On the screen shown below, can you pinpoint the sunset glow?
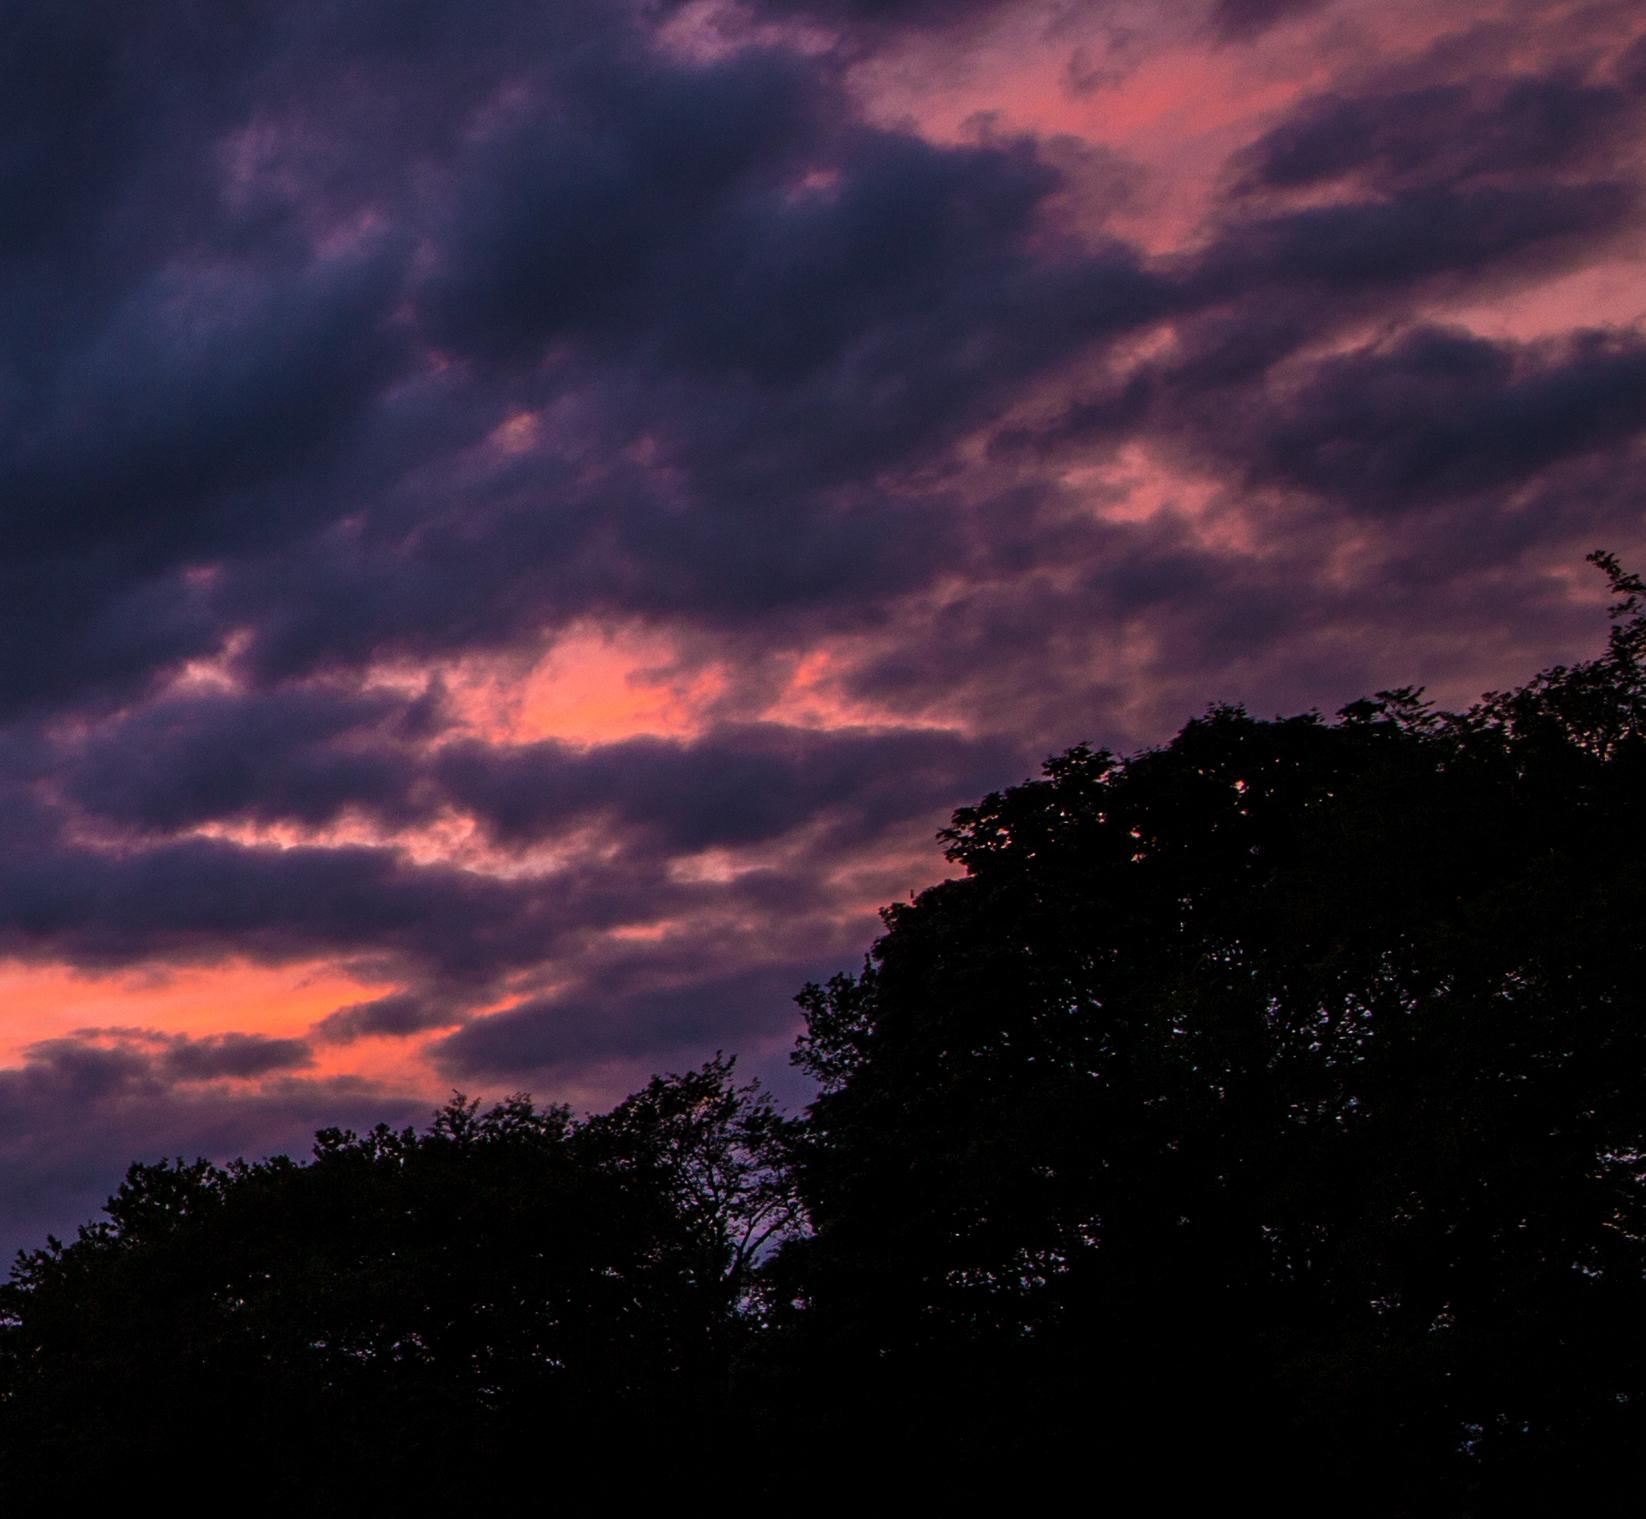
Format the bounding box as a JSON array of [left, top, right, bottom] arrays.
[[0, 0, 1642, 1256]]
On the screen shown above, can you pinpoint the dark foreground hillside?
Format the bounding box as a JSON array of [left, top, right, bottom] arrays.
[[4, 556, 1644, 1511]]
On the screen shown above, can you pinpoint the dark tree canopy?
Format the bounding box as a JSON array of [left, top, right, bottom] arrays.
[[781, 553, 1646, 1510], [0, 1058, 795, 1503]]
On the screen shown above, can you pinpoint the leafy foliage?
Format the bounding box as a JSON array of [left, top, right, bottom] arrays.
[[782, 552, 1646, 1509], [0, 1063, 796, 1502]]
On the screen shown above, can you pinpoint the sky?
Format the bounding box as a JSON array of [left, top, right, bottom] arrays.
[[1, 0, 1643, 1257]]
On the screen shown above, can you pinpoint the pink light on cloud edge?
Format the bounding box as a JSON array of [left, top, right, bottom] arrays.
[[0, 958, 393, 1065]]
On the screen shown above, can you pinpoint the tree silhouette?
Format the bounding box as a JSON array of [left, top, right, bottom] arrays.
[[0, 1062, 795, 1503], [778, 553, 1646, 1511]]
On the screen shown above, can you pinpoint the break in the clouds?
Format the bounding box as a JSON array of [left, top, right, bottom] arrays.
[[0, 0, 1642, 1257]]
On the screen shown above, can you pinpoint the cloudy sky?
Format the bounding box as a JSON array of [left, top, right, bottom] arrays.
[[1, 0, 1642, 1256]]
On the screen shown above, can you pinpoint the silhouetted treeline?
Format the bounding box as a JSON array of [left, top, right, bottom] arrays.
[[4, 555, 1644, 1510]]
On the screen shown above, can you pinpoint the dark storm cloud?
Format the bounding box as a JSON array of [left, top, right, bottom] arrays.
[[0, 1039, 155, 1131], [14, 1029, 307, 1104], [1000, 42, 1646, 533], [0, 564, 217, 723], [1, 2, 434, 721], [55, 690, 1014, 863], [0, 0, 1180, 860], [0, 774, 926, 1010], [825, 516, 1302, 751], [2, 0, 1631, 728], [417, 46, 830, 367], [732, 0, 1008, 33], [1000, 50, 1644, 488], [1193, 182, 1633, 302], [0, 833, 639, 985], [1020, 318, 1646, 519], [0, 0, 1635, 845], [1208, 0, 1330, 43], [219, 448, 948, 686], [1236, 73, 1635, 193], [1622, 32, 1646, 94], [436, 723, 1016, 853], [0, 1, 616, 716], [1212, 326, 1646, 512], [2, 248, 409, 563], [436, 962, 824, 1079], [1, 4, 263, 306], [744, 0, 1331, 49], [2, 0, 1645, 1256], [57, 686, 432, 834], [380, 98, 1170, 651], [102, 22, 1166, 690], [159, 1032, 315, 1081], [313, 992, 469, 1044], [434, 866, 894, 1088], [643, 155, 1166, 494]]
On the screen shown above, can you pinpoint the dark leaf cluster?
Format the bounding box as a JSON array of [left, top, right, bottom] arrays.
[[0, 1060, 797, 1503], [779, 552, 1646, 1509]]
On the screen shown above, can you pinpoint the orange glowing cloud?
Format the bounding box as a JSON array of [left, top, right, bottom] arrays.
[[0, 958, 393, 1067], [414, 624, 722, 747]]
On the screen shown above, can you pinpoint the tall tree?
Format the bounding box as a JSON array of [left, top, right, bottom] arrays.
[[780, 555, 1646, 1511]]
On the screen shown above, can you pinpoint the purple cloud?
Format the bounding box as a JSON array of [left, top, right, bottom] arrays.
[[0, 0, 1642, 1256]]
